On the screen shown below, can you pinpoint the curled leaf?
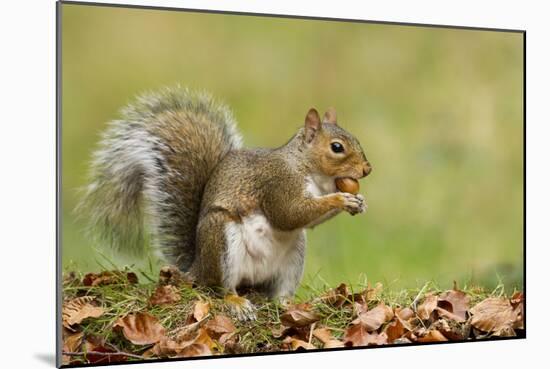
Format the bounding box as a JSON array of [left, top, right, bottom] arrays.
[[113, 312, 166, 345], [205, 315, 236, 341], [344, 324, 388, 346], [470, 297, 518, 336], [417, 294, 438, 320], [313, 327, 344, 348], [385, 307, 413, 343], [282, 336, 316, 351], [437, 289, 470, 321], [193, 301, 211, 322], [280, 304, 320, 327], [416, 329, 448, 343], [353, 302, 394, 331], [62, 296, 105, 329]]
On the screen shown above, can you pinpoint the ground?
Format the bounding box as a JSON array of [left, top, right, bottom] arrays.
[[61, 265, 525, 367]]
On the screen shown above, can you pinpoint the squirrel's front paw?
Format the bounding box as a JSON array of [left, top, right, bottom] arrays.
[[224, 294, 257, 321], [339, 192, 366, 215]]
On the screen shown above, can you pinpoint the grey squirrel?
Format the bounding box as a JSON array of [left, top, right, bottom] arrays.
[[80, 86, 372, 319]]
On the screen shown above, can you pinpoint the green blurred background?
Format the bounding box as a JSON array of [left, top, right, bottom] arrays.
[[61, 4, 524, 292]]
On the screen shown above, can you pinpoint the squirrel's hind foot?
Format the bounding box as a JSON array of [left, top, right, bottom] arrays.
[[224, 294, 257, 321]]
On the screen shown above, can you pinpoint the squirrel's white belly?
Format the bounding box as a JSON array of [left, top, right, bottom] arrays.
[[223, 213, 302, 287]]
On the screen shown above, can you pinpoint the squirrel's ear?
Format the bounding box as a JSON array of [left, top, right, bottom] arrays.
[[323, 107, 337, 124], [305, 108, 321, 143]]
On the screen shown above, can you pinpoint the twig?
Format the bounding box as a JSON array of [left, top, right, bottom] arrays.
[[63, 351, 144, 360], [308, 322, 316, 345]]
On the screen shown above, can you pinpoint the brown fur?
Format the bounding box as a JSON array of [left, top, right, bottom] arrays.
[[192, 108, 371, 285]]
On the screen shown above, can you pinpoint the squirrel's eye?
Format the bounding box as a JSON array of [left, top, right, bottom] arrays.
[[330, 142, 344, 153]]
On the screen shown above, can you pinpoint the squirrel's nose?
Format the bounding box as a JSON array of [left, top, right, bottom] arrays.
[[362, 162, 372, 178]]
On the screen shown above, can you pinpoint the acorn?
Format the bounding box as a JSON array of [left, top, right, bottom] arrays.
[[335, 177, 360, 195]]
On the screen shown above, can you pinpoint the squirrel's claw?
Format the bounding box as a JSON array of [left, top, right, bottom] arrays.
[[224, 294, 257, 321], [340, 192, 367, 215]]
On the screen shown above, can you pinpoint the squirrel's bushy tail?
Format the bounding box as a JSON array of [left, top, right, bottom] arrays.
[[78, 86, 242, 270]]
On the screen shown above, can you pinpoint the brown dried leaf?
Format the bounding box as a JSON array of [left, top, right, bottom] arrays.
[[353, 302, 394, 331], [113, 312, 166, 345], [313, 328, 344, 348], [319, 283, 350, 307], [470, 297, 518, 335], [385, 319, 404, 343], [149, 285, 181, 306], [282, 336, 316, 351], [193, 328, 217, 351], [432, 318, 467, 340], [178, 343, 212, 357], [416, 329, 448, 343], [354, 302, 369, 317], [511, 292, 524, 330], [353, 282, 383, 304], [62, 332, 84, 365], [435, 306, 466, 322], [83, 335, 129, 364], [150, 336, 213, 358], [344, 324, 388, 346], [62, 296, 105, 329], [417, 294, 438, 320], [280, 304, 320, 327], [82, 271, 137, 286], [205, 315, 236, 340], [437, 289, 470, 321], [385, 307, 415, 343], [158, 265, 192, 286], [192, 301, 210, 322]]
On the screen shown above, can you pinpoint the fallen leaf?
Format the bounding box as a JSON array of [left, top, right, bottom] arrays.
[[417, 294, 438, 320], [353, 302, 394, 331], [205, 315, 236, 341], [313, 327, 344, 348], [82, 271, 137, 286], [470, 297, 519, 336], [113, 312, 166, 345], [149, 285, 181, 306], [83, 335, 129, 364], [193, 301, 210, 322], [437, 289, 470, 321], [62, 296, 105, 329], [158, 265, 192, 286], [416, 329, 448, 343], [150, 337, 212, 358], [353, 282, 383, 304], [282, 336, 316, 351], [62, 332, 84, 365], [511, 292, 524, 330], [193, 328, 217, 351], [344, 324, 388, 346], [435, 306, 466, 322], [319, 283, 350, 307], [280, 304, 320, 327], [178, 343, 212, 357], [432, 318, 467, 340], [354, 302, 369, 317]]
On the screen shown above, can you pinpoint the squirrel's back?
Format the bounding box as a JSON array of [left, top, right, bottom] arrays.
[[79, 86, 242, 270]]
